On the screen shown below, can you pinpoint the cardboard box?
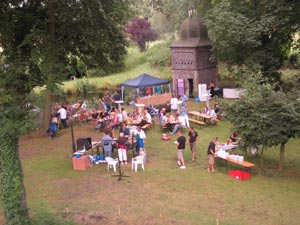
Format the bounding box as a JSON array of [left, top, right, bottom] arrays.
[[72, 155, 91, 170]]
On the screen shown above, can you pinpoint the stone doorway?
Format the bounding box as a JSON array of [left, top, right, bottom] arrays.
[[188, 78, 194, 98]]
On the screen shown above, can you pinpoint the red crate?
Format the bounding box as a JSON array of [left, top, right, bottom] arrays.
[[228, 170, 251, 181]]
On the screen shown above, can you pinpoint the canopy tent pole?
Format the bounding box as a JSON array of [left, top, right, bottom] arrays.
[[168, 84, 171, 93], [152, 86, 155, 95], [121, 86, 124, 100]]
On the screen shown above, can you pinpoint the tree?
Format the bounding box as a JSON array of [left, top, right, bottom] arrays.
[[131, 0, 209, 35], [204, 0, 300, 82], [126, 17, 158, 51], [220, 71, 300, 171], [0, 0, 132, 224]]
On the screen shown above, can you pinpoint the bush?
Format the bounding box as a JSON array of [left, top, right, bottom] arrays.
[[145, 40, 172, 69], [75, 78, 98, 97], [31, 206, 74, 225], [289, 52, 300, 69]]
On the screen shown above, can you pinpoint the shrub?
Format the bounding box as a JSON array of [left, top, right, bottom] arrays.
[[75, 78, 97, 97], [31, 206, 74, 225], [145, 40, 172, 69], [289, 52, 300, 69]]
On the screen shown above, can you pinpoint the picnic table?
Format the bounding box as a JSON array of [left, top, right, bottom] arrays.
[[225, 157, 255, 168], [188, 111, 213, 125], [215, 143, 255, 170]]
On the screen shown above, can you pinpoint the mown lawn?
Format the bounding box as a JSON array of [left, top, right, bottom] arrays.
[[1, 100, 299, 225]]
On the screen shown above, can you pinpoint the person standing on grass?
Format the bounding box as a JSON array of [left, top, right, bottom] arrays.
[[135, 126, 146, 156], [170, 94, 178, 113], [188, 126, 198, 162], [117, 132, 128, 165], [207, 136, 218, 173], [102, 128, 114, 158], [57, 104, 68, 129], [180, 94, 190, 128], [175, 130, 186, 169]]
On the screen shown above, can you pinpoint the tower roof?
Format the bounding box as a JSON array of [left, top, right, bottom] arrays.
[[171, 16, 211, 47]]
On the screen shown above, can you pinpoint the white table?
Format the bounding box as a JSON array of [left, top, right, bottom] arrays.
[[217, 144, 238, 151], [114, 100, 124, 110], [203, 93, 211, 107], [135, 103, 145, 112]]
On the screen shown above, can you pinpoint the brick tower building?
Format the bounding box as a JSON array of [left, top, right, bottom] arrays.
[[170, 15, 218, 98]]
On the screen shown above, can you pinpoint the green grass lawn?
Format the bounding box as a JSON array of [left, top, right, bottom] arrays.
[[1, 100, 299, 225], [3, 42, 300, 224]]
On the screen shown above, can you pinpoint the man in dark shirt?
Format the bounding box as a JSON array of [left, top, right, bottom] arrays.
[[207, 136, 218, 173], [188, 126, 198, 162], [175, 130, 186, 169]]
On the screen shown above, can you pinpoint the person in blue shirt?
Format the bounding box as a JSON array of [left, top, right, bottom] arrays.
[[156, 85, 162, 94], [180, 94, 190, 128], [102, 129, 114, 157], [135, 126, 146, 155]]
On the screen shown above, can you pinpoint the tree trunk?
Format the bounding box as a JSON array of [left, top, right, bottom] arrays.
[[260, 146, 264, 167], [41, 90, 52, 134], [40, 0, 56, 134], [278, 143, 285, 172], [0, 123, 30, 225]]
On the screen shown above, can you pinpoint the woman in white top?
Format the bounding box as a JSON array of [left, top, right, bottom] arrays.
[[170, 95, 178, 113]]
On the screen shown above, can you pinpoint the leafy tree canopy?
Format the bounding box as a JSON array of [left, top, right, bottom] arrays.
[[220, 70, 300, 170], [131, 0, 204, 35], [204, 0, 300, 82], [0, 0, 133, 88], [126, 17, 158, 51], [0, 1, 133, 224]]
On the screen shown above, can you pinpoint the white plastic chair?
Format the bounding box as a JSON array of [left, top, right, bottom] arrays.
[[105, 157, 118, 172], [131, 155, 145, 172]]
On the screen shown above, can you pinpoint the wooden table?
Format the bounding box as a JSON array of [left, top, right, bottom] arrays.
[[188, 111, 213, 125], [216, 155, 255, 171], [225, 157, 255, 168]]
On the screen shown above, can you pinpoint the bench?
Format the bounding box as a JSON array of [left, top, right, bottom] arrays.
[[161, 125, 168, 132], [141, 123, 151, 130], [188, 118, 206, 125]]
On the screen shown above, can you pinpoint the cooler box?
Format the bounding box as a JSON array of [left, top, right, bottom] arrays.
[[72, 155, 91, 170], [228, 170, 251, 181]]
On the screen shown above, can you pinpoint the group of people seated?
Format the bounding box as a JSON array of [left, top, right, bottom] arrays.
[[160, 111, 186, 134], [201, 103, 222, 124]]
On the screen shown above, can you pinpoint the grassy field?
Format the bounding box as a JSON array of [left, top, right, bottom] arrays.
[[2, 42, 300, 224], [1, 100, 299, 225]]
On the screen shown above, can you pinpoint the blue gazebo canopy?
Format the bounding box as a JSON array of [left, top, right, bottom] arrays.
[[121, 73, 171, 99], [121, 73, 170, 88]]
